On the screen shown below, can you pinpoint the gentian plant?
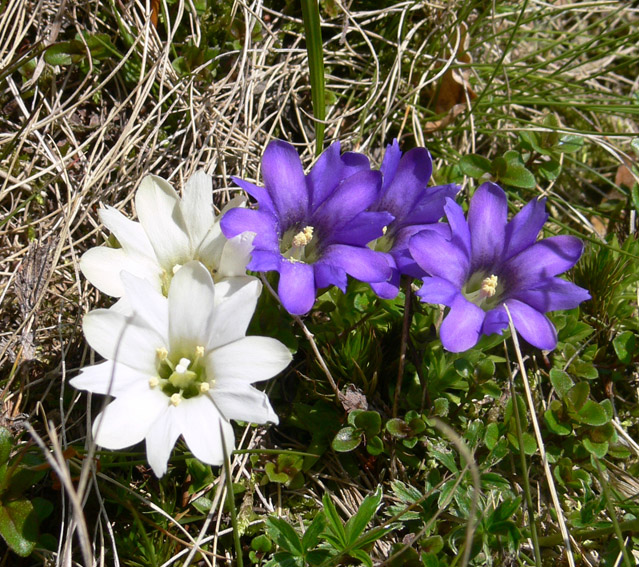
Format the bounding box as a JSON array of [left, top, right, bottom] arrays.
[[409, 182, 590, 352], [71, 261, 291, 476], [80, 171, 256, 306], [367, 140, 460, 299], [221, 140, 394, 315]]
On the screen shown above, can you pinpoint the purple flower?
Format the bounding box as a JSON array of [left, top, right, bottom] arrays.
[[367, 140, 460, 299], [409, 182, 590, 352], [221, 140, 394, 315]]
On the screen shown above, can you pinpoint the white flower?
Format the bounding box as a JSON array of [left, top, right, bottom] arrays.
[[80, 171, 256, 305], [70, 261, 292, 477]]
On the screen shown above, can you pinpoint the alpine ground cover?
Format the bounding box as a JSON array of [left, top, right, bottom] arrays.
[[1, 1, 639, 566]]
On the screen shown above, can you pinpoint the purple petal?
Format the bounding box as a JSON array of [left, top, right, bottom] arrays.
[[415, 276, 459, 306], [278, 260, 316, 315], [505, 299, 557, 350], [262, 140, 308, 223], [409, 230, 469, 287], [321, 244, 391, 283], [380, 139, 402, 189], [443, 198, 471, 259], [378, 147, 433, 218], [482, 306, 509, 336], [511, 277, 590, 312], [307, 143, 370, 209], [503, 235, 584, 288], [330, 211, 394, 246], [394, 223, 450, 277], [439, 294, 486, 353], [503, 197, 548, 259], [314, 262, 347, 291], [221, 208, 280, 250], [232, 176, 276, 215], [468, 182, 507, 271], [247, 250, 282, 272], [370, 273, 401, 300], [312, 170, 382, 232], [402, 184, 460, 226]]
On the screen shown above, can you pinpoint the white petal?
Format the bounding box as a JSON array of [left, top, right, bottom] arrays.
[[80, 246, 163, 298], [220, 195, 247, 214], [196, 222, 225, 270], [212, 276, 261, 306], [208, 336, 292, 384], [204, 279, 261, 349], [83, 309, 164, 372], [218, 232, 255, 277], [181, 171, 215, 247], [99, 206, 155, 259], [136, 175, 191, 269], [145, 405, 182, 477], [120, 271, 169, 336], [212, 386, 279, 425], [69, 360, 150, 396], [93, 388, 168, 450], [175, 396, 235, 466], [168, 261, 216, 351]]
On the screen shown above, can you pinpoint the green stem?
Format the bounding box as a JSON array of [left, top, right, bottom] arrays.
[[300, 0, 326, 155]]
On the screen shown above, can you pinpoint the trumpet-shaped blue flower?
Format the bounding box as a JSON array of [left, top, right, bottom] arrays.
[[367, 140, 460, 298], [221, 140, 393, 315], [409, 182, 590, 352]]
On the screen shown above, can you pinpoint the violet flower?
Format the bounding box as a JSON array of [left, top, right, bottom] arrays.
[[409, 182, 590, 352], [367, 140, 460, 299], [221, 140, 393, 315]]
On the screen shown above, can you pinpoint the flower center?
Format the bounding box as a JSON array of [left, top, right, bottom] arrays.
[[463, 273, 503, 310], [151, 345, 212, 403], [280, 225, 319, 263]]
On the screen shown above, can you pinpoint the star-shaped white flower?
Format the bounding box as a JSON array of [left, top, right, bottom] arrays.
[[70, 261, 291, 477], [80, 171, 256, 306]]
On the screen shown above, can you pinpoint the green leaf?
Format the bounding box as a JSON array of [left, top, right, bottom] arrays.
[[556, 135, 584, 153], [459, 154, 492, 178], [500, 162, 536, 189], [541, 113, 560, 147], [300, 0, 325, 154], [251, 534, 272, 553], [332, 427, 362, 452], [322, 493, 347, 548], [352, 411, 381, 437], [44, 42, 78, 66], [565, 382, 589, 412], [386, 418, 410, 439], [0, 428, 12, 465], [301, 512, 326, 550], [484, 422, 500, 450], [613, 331, 635, 364], [264, 462, 290, 484], [576, 400, 609, 426], [429, 447, 458, 474], [538, 158, 561, 181], [544, 405, 572, 436], [0, 499, 37, 557], [344, 486, 382, 544], [265, 552, 303, 567], [433, 397, 449, 416], [266, 517, 303, 556], [366, 435, 384, 456], [582, 438, 608, 458], [519, 130, 542, 153], [550, 369, 574, 398], [348, 548, 373, 567]]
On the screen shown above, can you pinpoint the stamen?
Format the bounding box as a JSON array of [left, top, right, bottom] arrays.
[[382, 226, 388, 235], [195, 345, 205, 358], [149, 376, 159, 388], [170, 393, 182, 406], [156, 347, 168, 361], [199, 382, 210, 393], [480, 275, 499, 298], [292, 226, 314, 247]]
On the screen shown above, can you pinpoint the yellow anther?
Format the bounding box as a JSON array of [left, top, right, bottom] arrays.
[[199, 382, 210, 394], [382, 226, 388, 235], [481, 275, 499, 298], [149, 376, 159, 388], [156, 347, 168, 360], [195, 345, 205, 357], [292, 226, 314, 247], [170, 393, 182, 406]]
